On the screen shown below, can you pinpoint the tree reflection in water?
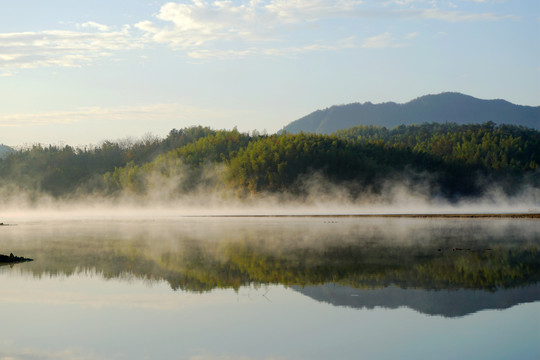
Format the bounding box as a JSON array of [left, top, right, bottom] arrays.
[[2, 218, 539, 316]]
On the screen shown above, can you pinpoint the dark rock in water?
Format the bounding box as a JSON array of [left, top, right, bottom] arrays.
[[0, 253, 33, 264]]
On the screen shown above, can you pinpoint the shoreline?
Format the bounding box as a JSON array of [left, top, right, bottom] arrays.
[[2, 213, 538, 224], [185, 213, 540, 219]]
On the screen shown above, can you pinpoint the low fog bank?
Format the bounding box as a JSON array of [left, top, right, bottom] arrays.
[[2, 208, 538, 296], [2, 124, 538, 222], [0, 177, 538, 222]]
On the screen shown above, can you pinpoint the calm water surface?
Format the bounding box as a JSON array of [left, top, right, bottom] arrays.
[[0, 217, 538, 360]]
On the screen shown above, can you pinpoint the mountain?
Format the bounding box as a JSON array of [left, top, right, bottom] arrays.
[[280, 92, 540, 134], [0, 144, 15, 159]]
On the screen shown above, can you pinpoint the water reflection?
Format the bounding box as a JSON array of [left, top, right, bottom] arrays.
[[2, 217, 539, 317], [293, 284, 540, 317]]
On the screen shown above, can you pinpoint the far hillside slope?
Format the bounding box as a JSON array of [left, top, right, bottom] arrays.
[[279, 92, 540, 134], [0, 144, 15, 159]]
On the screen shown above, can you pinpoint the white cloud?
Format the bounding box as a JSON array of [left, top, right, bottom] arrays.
[[134, 0, 365, 58], [136, 0, 364, 45], [136, 0, 280, 48], [135, 0, 369, 48], [0, 25, 140, 71], [136, 1, 255, 47], [263, 0, 362, 22], [362, 32, 408, 48], [0, 0, 520, 68], [134, 0, 517, 58], [79, 21, 111, 32]]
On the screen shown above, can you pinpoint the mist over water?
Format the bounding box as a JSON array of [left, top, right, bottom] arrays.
[[1, 141, 539, 222], [1, 209, 538, 359], [1, 181, 538, 223], [3, 216, 538, 283]]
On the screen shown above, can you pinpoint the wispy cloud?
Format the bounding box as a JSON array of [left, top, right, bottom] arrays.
[[135, 0, 517, 58], [418, 8, 518, 22], [79, 21, 111, 32], [0, 0, 520, 69], [263, 0, 363, 22], [0, 346, 100, 360], [187, 37, 356, 59], [384, 0, 506, 6], [0, 103, 222, 127], [382, 0, 427, 5], [362, 32, 409, 48], [135, 0, 356, 48], [0, 25, 140, 71], [135, 0, 365, 50]]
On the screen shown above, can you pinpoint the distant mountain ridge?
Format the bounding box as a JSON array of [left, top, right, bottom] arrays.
[[0, 144, 15, 159], [280, 92, 540, 134]]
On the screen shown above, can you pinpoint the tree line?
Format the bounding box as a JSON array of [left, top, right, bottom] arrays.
[[0, 122, 538, 199]]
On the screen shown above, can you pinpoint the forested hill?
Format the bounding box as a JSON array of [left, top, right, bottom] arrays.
[[279, 92, 540, 134], [0, 123, 537, 201], [334, 122, 539, 171]]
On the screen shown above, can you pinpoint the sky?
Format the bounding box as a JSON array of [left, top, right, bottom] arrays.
[[0, 0, 539, 147]]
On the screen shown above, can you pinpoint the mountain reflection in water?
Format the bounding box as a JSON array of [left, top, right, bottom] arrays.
[[293, 284, 540, 317], [2, 217, 539, 317]]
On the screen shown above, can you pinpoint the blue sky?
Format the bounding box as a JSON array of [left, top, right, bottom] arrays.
[[1, 0, 539, 146]]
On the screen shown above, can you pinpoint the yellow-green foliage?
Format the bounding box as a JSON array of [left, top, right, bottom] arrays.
[[1, 123, 538, 198], [335, 122, 539, 171]]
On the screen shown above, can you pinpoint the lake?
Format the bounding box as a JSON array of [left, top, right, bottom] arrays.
[[0, 216, 538, 360]]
